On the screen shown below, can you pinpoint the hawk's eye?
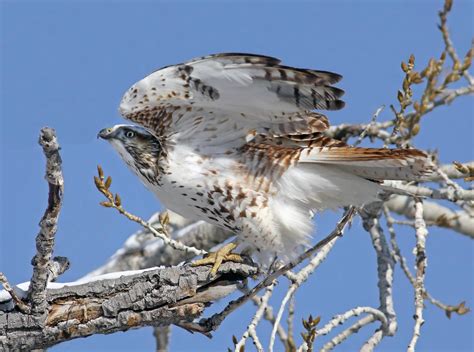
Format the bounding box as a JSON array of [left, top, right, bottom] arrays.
[[125, 131, 135, 138]]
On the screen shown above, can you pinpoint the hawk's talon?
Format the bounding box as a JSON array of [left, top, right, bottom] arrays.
[[192, 242, 243, 277]]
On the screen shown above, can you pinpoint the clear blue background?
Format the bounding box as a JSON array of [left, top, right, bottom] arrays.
[[1, 0, 473, 351]]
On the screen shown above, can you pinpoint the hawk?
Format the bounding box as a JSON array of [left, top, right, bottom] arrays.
[[99, 53, 431, 274]]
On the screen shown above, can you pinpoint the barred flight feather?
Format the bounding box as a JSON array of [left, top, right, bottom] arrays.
[[100, 53, 434, 264]]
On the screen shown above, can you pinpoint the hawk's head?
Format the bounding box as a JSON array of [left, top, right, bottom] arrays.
[[98, 125, 163, 184]]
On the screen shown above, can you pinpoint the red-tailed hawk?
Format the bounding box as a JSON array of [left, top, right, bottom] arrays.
[[99, 53, 431, 274]]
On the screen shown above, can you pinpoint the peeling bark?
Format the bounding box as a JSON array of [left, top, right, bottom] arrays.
[[0, 262, 257, 351]]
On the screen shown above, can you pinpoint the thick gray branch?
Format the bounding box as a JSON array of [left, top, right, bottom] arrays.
[[28, 127, 65, 314], [0, 262, 257, 351]]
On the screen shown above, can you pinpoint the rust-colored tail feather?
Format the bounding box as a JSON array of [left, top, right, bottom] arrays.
[[299, 146, 433, 181]]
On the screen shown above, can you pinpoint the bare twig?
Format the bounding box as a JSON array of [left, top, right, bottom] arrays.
[[235, 283, 275, 351], [353, 105, 385, 146], [94, 166, 208, 257], [27, 127, 65, 314], [436, 164, 466, 194], [317, 306, 387, 338], [269, 226, 341, 352], [287, 294, 296, 351], [327, 120, 395, 144], [438, 0, 474, 85], [320, 315, 376, 352], [421, 161, 474, 182], [383, 206, 469, 317], [246, 289, 289, 347], [269, 286, 297, 352]]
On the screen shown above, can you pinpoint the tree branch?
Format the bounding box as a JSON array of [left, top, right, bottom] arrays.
[[383, 181, 474, 202], [360, 201, 397, 351], [28, 127, 66, 314], [407, 199, 429, 352], [269, 227, 341, 352], [0, 262, 257, 350], [235, 283, 275, 352], [386, 195, 474, 238], [421, 161, 474, 182]]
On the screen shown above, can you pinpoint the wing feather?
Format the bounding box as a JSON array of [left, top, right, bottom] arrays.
[[118, 52, 432, 181], [297, 142, 433, 180], [119, 53, 344, 140]]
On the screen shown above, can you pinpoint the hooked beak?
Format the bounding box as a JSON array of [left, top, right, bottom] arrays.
[[98, 128, 114, 140]]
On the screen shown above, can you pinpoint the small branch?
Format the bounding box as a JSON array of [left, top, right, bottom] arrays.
[[246, 289, 289, 347], [353, 105, 385, 146], [269, 227, 341, 352], [235, 283, 275, 352], [320, 315, 376, 352], [400, 86, 474, 144], [383, 206, 469, 317], [407, 199, 429, 352], [269, 285, 296, 352], [438, 0, 474, 85], [421, 161, 474, 182], [317, 306, 387, 337], [439, 0, 459, 63], [286, 294, 296, 350], [94, 166, 207, 257], [384, 181, 474, 201], [360, 329, 385, 352], [327, 120, 395, 144], [435, 163, 466, 195], [0, 273, 30, 313], [28, 127, 65, 314]]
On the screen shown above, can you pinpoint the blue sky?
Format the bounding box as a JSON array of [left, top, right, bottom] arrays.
[[1, 0, 473, 351]]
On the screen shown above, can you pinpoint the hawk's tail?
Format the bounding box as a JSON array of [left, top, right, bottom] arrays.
[[298, 146, 434, 181]]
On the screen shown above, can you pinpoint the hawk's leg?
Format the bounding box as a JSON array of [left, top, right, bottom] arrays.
[[192, 242, 243, 277]]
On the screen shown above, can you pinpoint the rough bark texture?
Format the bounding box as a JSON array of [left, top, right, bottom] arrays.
[[0, 262, 257, 351], [28, 127, 65, 314]]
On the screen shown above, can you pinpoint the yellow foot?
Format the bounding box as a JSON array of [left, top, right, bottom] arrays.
[[192, 242, 243, 277]]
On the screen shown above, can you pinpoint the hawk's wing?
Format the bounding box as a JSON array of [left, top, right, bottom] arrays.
[[119, 53, 432, 180], [119, 53, 343, 147]]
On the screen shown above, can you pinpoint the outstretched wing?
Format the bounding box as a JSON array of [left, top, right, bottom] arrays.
[[119, 53, 344, 147], [119, 53, 432, 180]]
